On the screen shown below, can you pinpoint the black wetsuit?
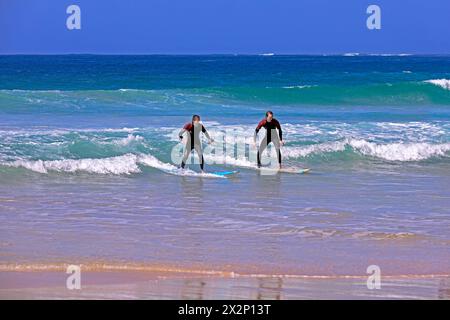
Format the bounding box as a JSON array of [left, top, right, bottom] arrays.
[[179, 122, 211, 170], [254, 118, 283, 167]]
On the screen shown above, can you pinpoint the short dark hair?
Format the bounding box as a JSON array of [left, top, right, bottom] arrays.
[[265, 111, 273, 117], [192, 114, 200, 121]]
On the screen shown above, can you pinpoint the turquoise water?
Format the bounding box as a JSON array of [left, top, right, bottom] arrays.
[[0, 55, 449, 276]]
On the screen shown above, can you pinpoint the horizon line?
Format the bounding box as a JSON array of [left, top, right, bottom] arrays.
[[2, 52, 450, 56]]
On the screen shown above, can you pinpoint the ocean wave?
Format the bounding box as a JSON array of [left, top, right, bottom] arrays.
[[1, 123, 449, 176], [0, 88, 221, 112], [424, 79, 450, 90], [2, 80, 450, 107], [8, 154, 142, 175], [211, 82, 450, 105], [108, 134, 144, 146], [228, 139, 450, 162], [137, 154, 224, 178], [347, 140, 450, 161], [282, 141, 347, 158], [3, 153, 225, 178], [201, 139, 450, 167], [206, 121, 450, 142], [167, 121, 450, 163], [283, 140, 450, 162]]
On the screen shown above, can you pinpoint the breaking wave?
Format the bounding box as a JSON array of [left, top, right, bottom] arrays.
[[284, 140, 450, 162], [1, 139, 449, 177], [3, 153, 224, 178], [424, 79, 450, 90]]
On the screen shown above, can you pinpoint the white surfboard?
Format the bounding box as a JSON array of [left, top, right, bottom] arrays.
[[259, 167, 311, 174]]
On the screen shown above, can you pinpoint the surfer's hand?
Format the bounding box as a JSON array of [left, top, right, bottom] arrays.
[[280, 140, 285, 146], [209, 138, 214, 144]]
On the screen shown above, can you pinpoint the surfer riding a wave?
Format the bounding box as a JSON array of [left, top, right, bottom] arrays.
[[179, 115, 214, 173], [254, 111, 284, 169], [179, 111, 285, 172]]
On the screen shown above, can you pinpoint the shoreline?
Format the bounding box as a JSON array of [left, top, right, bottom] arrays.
[[1, 262, 449, 279]]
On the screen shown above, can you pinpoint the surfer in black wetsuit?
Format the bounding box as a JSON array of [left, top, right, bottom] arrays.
[[254, 111, 284, 168], [179, 115, 213, 172]]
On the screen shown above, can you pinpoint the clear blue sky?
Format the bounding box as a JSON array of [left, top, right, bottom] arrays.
[[1, 0, 449, 54]]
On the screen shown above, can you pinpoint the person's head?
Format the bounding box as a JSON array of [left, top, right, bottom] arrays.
[[192, 114, 201, 125], [265, 111, 274, 121]]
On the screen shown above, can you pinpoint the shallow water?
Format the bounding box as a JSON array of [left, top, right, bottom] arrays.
[[0, 55, 449, 277]]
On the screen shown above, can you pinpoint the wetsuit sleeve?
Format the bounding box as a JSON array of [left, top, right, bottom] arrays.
[[202, 125, 211, 141], [179, 123, 190, 139], [254, 120, 266, 142], [275, 120, 283, 140]]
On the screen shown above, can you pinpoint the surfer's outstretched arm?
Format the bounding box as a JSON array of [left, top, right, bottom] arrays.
[[274, 119, 283, 142], [202, 125, 213, 143], [254, 119, 266, 144], [178, 123, 190, 140]]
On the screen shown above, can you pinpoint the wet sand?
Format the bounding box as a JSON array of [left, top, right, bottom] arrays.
[[1, 271, 449, 300]]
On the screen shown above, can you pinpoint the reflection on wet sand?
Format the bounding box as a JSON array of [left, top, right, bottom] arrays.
[[176, 276, 284, 300], [438, 279, 450, 300], [181, 279, 206, 300], [256, 277, 283, 300], [1, 272, 449, 299]]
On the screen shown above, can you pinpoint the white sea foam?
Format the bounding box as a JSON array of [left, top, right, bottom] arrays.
[[9, 154, 141, 175], [10, 159, 48, 174], [113, 134, 144, 146], [5, 153, 224, 178], [281, 140, 450, 162], [424, 79, 450, 90], [3, 140, 449, 177], [118, 88, 141, 92], [137, 154, 224, 178], [162, 121, 450, 163], [368, 53, 412, 57], [282, 141, 347, 158], [204, 154, 257, 169], [347, 140, 450, 161], [282, 85, 315, 89]]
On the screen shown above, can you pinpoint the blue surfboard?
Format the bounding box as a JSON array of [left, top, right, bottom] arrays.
[[211, 170, 240, 177]]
